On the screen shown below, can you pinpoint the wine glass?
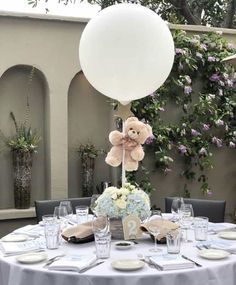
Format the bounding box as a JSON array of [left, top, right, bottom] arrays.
[[92, 215, 109, 234], [179, 203, 194, 242], [53, 205, 68, 231], [90, 194, 100, 216], [147, 210, 163, 252], [171, 197, 184, 221], [59, 201, 73, 221]]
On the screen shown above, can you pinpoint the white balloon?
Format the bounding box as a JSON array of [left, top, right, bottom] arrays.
[[79, 3, 175, 103]]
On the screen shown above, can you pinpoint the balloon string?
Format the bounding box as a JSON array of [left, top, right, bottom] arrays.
[[122, 119, 126, 188]]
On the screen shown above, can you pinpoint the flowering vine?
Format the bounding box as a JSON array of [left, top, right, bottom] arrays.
[[130, 30, 236, 196]]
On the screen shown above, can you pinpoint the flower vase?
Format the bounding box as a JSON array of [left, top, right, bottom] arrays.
[[12, 150, 33, 209], [81, 155, 95, 197], [109, 218, 124, 240]]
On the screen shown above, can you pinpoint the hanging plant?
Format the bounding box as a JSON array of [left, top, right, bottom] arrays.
[[131, 30, 236, 196]]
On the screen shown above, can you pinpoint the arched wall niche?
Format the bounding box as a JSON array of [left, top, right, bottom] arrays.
[[68, 71, 112, 197], [0, 64, 49, 208]]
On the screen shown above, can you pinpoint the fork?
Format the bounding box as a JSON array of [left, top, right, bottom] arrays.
[[137, 254, 161, 270], [43, 254, 65, 268]]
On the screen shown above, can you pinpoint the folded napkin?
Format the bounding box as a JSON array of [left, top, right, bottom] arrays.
[[140, 220, 179, 241], [0, 238, 46, 256], [62, 221, 94, 243], [48, 254, 96, 272], [204, 239, 236, 252], [150, 254, 194, 271], [13, 225, 44, 238], [208, 223, 236, 233]]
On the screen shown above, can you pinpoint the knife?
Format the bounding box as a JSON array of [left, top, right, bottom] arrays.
[[79, 261, 105, 273], [181, 255, 202, 267]]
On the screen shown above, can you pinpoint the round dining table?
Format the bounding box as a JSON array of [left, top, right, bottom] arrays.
[[1, 224, 236, 285]]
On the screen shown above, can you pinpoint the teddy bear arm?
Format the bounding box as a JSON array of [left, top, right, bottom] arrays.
[[130, 146, 145, 161], [109, 130, 123, 145]]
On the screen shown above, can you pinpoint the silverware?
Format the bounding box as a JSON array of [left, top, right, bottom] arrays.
[[79, 261, 105, 273], [202, 244, 236, 254], [181, 255, 202, 267], [137, 254, 161, 270], [43, 254, 65, 268]]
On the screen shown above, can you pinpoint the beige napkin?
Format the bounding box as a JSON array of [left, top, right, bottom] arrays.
[[62, 221, 93, 240], [140, 220, 179, 240]]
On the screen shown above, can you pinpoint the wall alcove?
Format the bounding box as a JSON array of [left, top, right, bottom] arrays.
[[0, 65, 48, 209], [68, 71, 111, 198]]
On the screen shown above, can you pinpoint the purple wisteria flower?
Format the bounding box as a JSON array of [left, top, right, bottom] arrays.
[[175, 48, 184, 55], [229, 142, 236, 148], [212, 137, 223, 148], [208, 56, 216, 62], [184, 86, 192, 95], [191, 129, 201, 136], [159, 107, 165, 112], [200, 43, 207, 50], [215, 119, 224, 126], [178, 145, 187, 154], [202, 124, 210, 131], [199, 147, 207, 156], [207, 190, 213, 196], [210, 74, 220, 82], [145, 134, 155, 145], [223, 73, 229, 80]]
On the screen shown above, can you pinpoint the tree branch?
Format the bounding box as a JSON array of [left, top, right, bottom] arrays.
[[222, 0, 236, 28], [168, 0, 201, 25]]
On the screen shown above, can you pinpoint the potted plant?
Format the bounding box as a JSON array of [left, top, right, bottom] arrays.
[[78, 143, 103, 197], [4, 112, 40, 209]]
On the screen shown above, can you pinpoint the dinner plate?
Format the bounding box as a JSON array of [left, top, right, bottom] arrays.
[[218, 231, 236, 240], [16, 252, 48, 264], [111, 259, 144, 271], [198, 249, 230, 260], [1, 234, 28, 242], [114, 241, 133, 250]]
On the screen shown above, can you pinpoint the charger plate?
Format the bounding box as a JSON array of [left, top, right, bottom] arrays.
[[198, 249, 230, 260], [218, 231, 236, 240], [111, 259, 144, 271], [16, 252, 47, 264]]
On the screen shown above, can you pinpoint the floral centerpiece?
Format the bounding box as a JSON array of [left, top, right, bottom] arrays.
[[94, 183, 150, 220]]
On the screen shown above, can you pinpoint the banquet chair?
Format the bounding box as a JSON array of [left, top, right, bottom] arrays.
[[35, 197, 91, 222], [165, 197, 226, 223]]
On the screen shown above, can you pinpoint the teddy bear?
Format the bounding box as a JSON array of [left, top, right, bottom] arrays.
[[105, 117, 152, 171]]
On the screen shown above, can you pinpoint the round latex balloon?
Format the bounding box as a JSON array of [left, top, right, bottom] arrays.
[[79, 3, 175, 103]]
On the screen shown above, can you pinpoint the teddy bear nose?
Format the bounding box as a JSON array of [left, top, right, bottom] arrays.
[[132, 130, 135, 134]]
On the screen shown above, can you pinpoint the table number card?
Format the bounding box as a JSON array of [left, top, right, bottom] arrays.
[[123, 215, 142, 240]]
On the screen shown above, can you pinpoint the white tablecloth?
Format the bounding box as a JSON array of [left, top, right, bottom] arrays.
[[1, 225, 236, 285]]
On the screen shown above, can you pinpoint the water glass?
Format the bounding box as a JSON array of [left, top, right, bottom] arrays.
[[179, 204, 194, 242], [171, 197, 184, 221], [147, 210, 163, 252], [92, 215, 109, 233], [59, 201, 73, 219], [44, 220, 60, 249], [76, 205, 89, 224], [94, 231, 111, 259], [166, 230, 181, 254], [194, 216, 209, 241]]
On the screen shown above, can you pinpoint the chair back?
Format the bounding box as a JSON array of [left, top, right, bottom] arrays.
[[35, 197, 91, 222], [165, 197, 226, 223]]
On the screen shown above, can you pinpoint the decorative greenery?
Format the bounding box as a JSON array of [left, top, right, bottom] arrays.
[[78, 142, 104, 159], [0, 67, 41, 153], [130, 30, 236, 196]]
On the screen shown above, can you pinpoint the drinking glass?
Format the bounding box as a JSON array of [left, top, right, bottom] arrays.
[[147, 210, 163, 252], [53, 206, 68, 231], [90, 194, 100, 216], [179, 204, 194, 242], [59, 201, 73, 220], [171, 197, 184, 221], [92, 215, 109, 234], [76, 205, 89, 224]]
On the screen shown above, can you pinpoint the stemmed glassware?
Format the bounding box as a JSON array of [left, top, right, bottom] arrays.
[[53, 205, 68, 231], [59, 201, 73, 221], [90, 194, 100, 216], [179, 203, 194, 242], [147, 210, 163, 252], [171, 197, 184, 221]]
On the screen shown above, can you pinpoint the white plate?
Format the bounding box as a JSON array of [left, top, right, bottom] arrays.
[[114, 241, 133, 250], [16, 252, 48, 264], [1, 234, 28, 242], [198, 249, 230, 260], [111, 259, 144, 271], [218, 231, 236, 240]]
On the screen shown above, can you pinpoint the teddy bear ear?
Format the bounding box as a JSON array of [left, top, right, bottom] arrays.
[[146, 124, 153, 136], [125, 117, 139, 124]]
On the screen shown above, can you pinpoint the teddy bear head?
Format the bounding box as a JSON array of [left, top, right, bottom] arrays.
[[124, 117, 152, 144]]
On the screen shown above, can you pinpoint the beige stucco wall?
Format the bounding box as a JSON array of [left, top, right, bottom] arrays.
[[0, 13, 235, 237]]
